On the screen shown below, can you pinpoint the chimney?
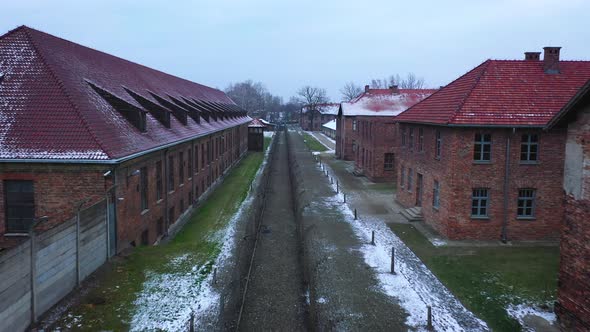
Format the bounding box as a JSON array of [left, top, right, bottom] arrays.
[[365, 84, 370, 93], [389, 85, 399, 93], [524, 52, 541, 61], [543, 46, 561, 74]]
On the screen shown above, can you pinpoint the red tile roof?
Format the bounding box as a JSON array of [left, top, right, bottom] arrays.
[[396, 59, 590, 127], [0, 26, 249, 161]]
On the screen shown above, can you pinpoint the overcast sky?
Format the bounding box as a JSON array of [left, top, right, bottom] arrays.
[[2, 0, 588, 101]]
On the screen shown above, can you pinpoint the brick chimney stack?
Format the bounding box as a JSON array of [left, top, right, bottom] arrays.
[[365, 84, 370, 93], [389, 85, 399, 93], [543, 46, 561, 74], [524, 52, 541, 61]]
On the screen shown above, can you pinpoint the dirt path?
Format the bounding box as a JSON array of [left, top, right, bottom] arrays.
[[308, 131, 336, 150], [239, 131, 307, 331]]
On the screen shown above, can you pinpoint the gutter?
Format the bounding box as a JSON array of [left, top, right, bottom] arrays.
[[0, 118, 251, 165]]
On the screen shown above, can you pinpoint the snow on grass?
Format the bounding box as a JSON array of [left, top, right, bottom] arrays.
[[129, 137, 275, 331], [506, 303, 556, 331], [320, 162, 489, 332]]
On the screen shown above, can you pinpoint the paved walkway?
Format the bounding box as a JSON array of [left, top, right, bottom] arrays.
[[240, 131, 307, 331], [307, 131, 335, 150]]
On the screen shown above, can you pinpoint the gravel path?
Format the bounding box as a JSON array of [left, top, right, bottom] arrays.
[[239, 131, 307, 331]]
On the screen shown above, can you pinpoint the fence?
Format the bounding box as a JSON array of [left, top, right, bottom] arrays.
[[0, 200, 108, 332]]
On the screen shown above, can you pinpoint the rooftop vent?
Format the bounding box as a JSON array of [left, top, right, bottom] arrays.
[[188, 98, 211, 123], [389, 85, 399, 93], [148, 92, 188, 125], [124, 88, 171, 128], [167, 95, 201, 124], [87, 81, 147, 132], [365, 84, 370, 93], [524, 52, 541, 61], [543, 46, 561, 74]]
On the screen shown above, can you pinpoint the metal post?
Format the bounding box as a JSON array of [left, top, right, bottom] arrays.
[[330, 176, 333, 184], [427, 306, 433, 330], [336, 181, 339, 193], [344, 193, 346, 203], [189, 312, 195, 332], [391, 247, 395, 274], [371, 231, 375, 245], [354, 208, 357, 220], [213, 267, 217, 284]]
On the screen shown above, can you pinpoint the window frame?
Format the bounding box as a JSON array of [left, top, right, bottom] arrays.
[[418, 128, 424, 152], [400, 167, 405, 188], [168, 155, 175, 192], [407, 168, 413, 192], [401, 127, 407, 146], [179, 151, 184, 185], [520, 134, 539, 164], [408, 128, 414, 150], [435, 130, 442, 160], [156, 161, 163, 201], [352, 119, 357, 131], [471, 188, 489, 219], [433, 180, 440, 209], [384, 153, 394, 171], [517, 188, 536, 219], [4, 180, 35, 234], [473, 133, 492, 162], [140, 167, 149, 212]]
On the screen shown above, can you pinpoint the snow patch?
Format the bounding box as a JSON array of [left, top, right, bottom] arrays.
[[506, 304, 556, 331]]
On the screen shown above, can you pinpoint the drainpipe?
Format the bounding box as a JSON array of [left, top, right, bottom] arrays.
[[500, 128, 513, 243]]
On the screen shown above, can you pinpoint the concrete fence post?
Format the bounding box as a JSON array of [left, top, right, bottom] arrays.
[[76, 210, 81, 287], [344, 193, 346, 203], [189, 312, 195, 332], [427, 306, 433, 330], [354, 208, 357, 220], [336, 180, 339, 193], [371, 231, 375, 245], [391, 247, 395, 274], [29, 228, 37, 323]]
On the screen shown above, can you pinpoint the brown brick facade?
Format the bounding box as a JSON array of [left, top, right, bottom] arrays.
[[300, 109, 336, 131], [353, 116, 398, 182], [396, 124, 564, 241], [0, 124, 249, 252], [336, 116, 358, 161]]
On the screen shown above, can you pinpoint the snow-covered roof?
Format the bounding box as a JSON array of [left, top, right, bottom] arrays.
[[248, 118, 266, 128], [322, 119, 337, 130], [301, 103, 340, 115], [340, 89, 436, 117], [260, 119, 274, 125]]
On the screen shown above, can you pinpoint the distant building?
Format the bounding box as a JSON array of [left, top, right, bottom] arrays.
[[260, 118, 275, 131], [248, 119, 266, 151], [321, 119, 336, 139], [0, 26, 250, 252], [337, 86, 434, 182], [299, 103, 339, 131], [395, 47, 590, 241], [553, 81, 590, 331]]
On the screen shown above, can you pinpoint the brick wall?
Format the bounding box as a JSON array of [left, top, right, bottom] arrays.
[[300, 110, 335, 131], [397, 124, 564, 241], [336, 116, 357, 161], [0, 123, 249, 253], [354, 116, 397, 182], [556, 196, 590, 331]]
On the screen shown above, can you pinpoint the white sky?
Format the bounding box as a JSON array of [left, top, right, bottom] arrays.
[[2, 0, 588, 101]]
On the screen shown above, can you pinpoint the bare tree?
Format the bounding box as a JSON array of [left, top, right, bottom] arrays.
[[225, 80, 266, 112], [370, 73, 425, 89], [296, 86, 329, 110], [340, 82, 363, 101]]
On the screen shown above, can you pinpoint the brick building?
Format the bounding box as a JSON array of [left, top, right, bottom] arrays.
[[299, 103, 339, 131], [0, 26, 250, 253], [552, 81, 590, 330], [395, 47, 590, 241], [337, 86, 434, 181]]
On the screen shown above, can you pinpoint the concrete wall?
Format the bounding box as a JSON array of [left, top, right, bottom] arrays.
[[0, 200, 107, 332]]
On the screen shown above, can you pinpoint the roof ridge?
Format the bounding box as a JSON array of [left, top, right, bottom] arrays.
[[21, 27, 110, 158], [23, 26, 226, 97], [447, 60, 491, 124], [0, 25, 27, 42]]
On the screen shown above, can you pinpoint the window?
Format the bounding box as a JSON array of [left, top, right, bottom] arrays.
[[157, 217, 164, 236], [188, 191, 193, 205], [140, 167, 148, 211], [409, 128, 414, 150], [520, 134, 538, 162], [188, 148, 193, 178], [156, 161, 163, 201], [179, 152, 184, 184], [418, 128, 424, 152], [194, 146, 199, 174], [168, 206, 175, 224], [407, 168, 413, 192], [168, 155, 175, 191], [180, 199, 184, 213], [517, 189, 535, 218], [4, 180, 34, 233], [353, 120, 357, 131], [384, 153, 394, 170], [473, 133, 492, 162], [201, 144, 205, 169], [401, 127, 407, 146], [435, 130, 441, 159], [433, 180, 440, 209], [471, 188, 489, 218], [400, 167, 405, 188]]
